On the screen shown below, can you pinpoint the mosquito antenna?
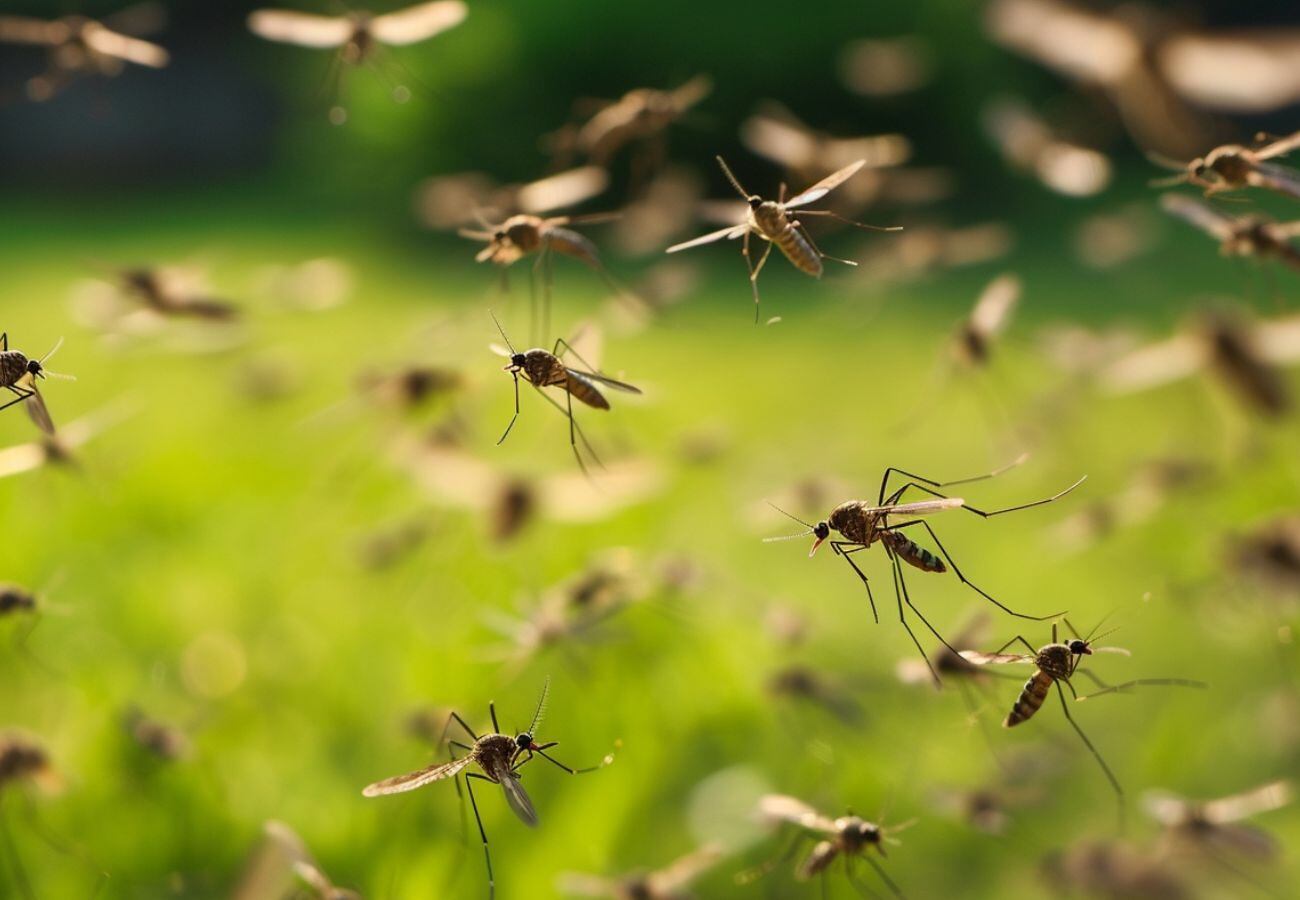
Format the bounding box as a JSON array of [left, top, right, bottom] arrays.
[[527, 675, 551, 736], [489, 310, 516, 355], [39, 338, 64, 365], [1084, 609, 1119, 643], [715, 156, 751, 200], [765, 501, 813, 529]]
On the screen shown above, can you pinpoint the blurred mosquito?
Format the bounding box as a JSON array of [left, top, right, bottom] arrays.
[[363, 679, 607, 899], [856, 221, 1013, 284], [667, 156, 901, 322], [1151, 131, 1300, 200], [1160, 193, 1300, 274], [490, 314, 640, 476], [0, 335, 72, 418], [232, 820, 359, 900], [122, 708, 189, 762], [414, 166, 609, 231], [558, 844, 722, 899], [755, 793, 913, 899], [248, 1, 467, 124], [111, 267, 239, 320], [952, 273, 1022, 367], [464, 212, 626, 343], [1229, 515, 1300, 596], [0, 733, 61, 900], [1145, 780, 1292, 865], [0, 6, 168, 102], [0, 401, 127, 481], [765, 664, 863, 724], [1043, 839, 1189, 900], [356, 364, 462, 412], [765, 458, 1085, 685], [961, 618, 1206, 816], [982, 97, 1111, 197]]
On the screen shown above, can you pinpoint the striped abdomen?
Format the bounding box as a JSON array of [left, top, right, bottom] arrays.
[[754, 204, 822, 277], [882, 531, 946, 573], [1005, 671, 1053, 727], [563, 371, 610, 410]]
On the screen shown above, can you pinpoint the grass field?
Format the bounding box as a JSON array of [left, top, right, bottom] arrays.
[[2, 189, 1299, 899]]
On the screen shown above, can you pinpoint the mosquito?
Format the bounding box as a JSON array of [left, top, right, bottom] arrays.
[[765, 459, 1085, 685], [755, 793, 914, 899], [0, 733, 60, 900], [0, 335, 72, 418], [1043, 839, 1189, 899], [666, 156, 901, 321], [356, 364, 462, 412], [490, 313, 640, 476], [557, 844, 722, 899], [122, 708, 189, 762], [1144, 780, 1292, 863], [1151, 131, 1300, 200], [233, 820, 360, 900], [982, 96, 1112, 197], [765, 664, 863, 724], [248, 1, 467, 124], [1229, 515, 1300, 596], [113, 267, 239, 320], [362, 679, 607, 899], [960, 618, 1206, 816], [1160, 193, 1300, 274], [414, 165, 609, 231], [952, 273, 1022, 367], [0, 8, 168, 102]]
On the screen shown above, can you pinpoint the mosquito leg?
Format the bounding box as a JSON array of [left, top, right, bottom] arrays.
[[489, 702, 500, 735], [829, 541, 878, 623], [1, 334, 7, 351], [891, 548, 964, 661], [529, 253, 542, 347], [462, 773, 495, 899], [451, 712, 480, 742], [749, 240, 774, 323], [876, 458, 1032, 504], [1054, 681, 1124, 822], [536, 389, 603, 470], [863, 853, 905, 900], [739, 230, 758, 323], [532, 748, 603, 775], [552, 338, 606, 379], [888, 477, 1086, 518], [1075, 678, 1208, 701], [564, 389, 590, 478], [888, 549, 940, 688], [989, 634, 1039, 656], [496, 374, 520, 445], [0, 386, 35, 414], [794, 222, 857, 267], [891, 521, 1064, 621]]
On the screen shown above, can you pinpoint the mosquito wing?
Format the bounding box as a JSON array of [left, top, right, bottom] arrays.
[[500, 772, 539, 826], [0, 444, 46, 479], [565, 367, 641, 395], [247, 9, 353, 48], [784, 159, 867, 208], [0, 15, 63, 45], [985, 0, 1140, 87], [959, 650, 1036, 666], [371, 0, 468, 46], [362, 755, 472, 797], [23, 388, 56, 438], [666, 223, 748, 254], [554, 873, 617, 897], [1160, 193, 1236, 241], [669, 74, 713, 112], [1202, 781, 1292, 825], [1253, 313, 1300, 365], [864, 497, 965, 517], [968, 273, 1022, 338], [84, 24, 169, 67], [516, 166, 609, 215], [1101, 333, 1207, 393], [758, 794, 838, 835], [741, 111, 818, 169], [1142, 790, 1191, 827], [1248, 161, 1300, 201], [1159, 32, 1300, 113], [650, 844, 723, 893]]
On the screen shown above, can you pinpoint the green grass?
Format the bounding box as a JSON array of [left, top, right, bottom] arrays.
[[1, 200, 1298, 900]]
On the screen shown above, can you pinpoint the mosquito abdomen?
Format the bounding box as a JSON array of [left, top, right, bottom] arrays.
[[1005, 670, 1053, 727], [754, 204, 823, 277], [883, 531, 946, 573], [564, 373, 611, 410]]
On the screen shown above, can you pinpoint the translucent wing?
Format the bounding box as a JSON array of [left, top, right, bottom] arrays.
[[565, 367, 641, 394], [1100, 333, 1207, 393], [968, 273, 1022, 338], [960, 650, 1036, 666], [0, 444, 46, 479], [247, 9, 353, 48], [1253, 314, 1300, 365], [232, 820, 313, 900], [1160, 193, 1236, 241], [362, 755, 472, 797], [785, 159, 867, 208], [540, 459, 666, 522], [401, 443, 498, 511], [371, 0, 468, 46], [985, 0, 1139, 86], [1255, 130, 1300, 161], [865, 497, 966, 517], [0, 15, 65, 45], [1142, 790, 1191, 826], [741, 112, 818, 169], [759, 794, 838, 835], [83, 24, 169, 67], [499, 773, 538, 826], [23, 388, 56, 437], [516, 166, 609, 215], [1202, 781, 1292, 825], [555, 873, 617, 897], [1160, 32, 1300, 113], [666, 223, 747, 253], [669, 74, 713, 112], [649, 844, 723, 893], [1248, 162, 1300, 201]]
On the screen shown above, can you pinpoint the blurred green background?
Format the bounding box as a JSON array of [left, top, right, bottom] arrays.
[[1, 1, 1299, 898]]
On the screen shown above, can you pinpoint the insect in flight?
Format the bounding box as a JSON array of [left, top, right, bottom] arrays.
[[1143, 780, 1293, 863], [756, 793, 913, 898], [0, 7, 169, 102], [490, 314, 641, 476], [1161, 186, 1300, 275], [231, 820, 360, 900], [0, 334, 72, 418], [247, 1, 468, 125], [0, 732, 62, 900], [556, 844, 723, 899], [362, 679, 607, 899], [1042, 839, 1190, 899], [1229, 515, 1300, 597], [952, 273, 1022, 368], [667, 156, 901, 321], [981, 96, 1112, 197], [960, 618, 1206, 815], [414, 165, 610, 231], [766, 459, 1085, 685], [1151, 131, 1300, 201]]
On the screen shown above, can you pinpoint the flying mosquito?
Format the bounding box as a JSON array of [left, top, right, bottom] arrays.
[[960, 618, 1206, 813], [490, 314, 640, 476], [414, 166, 609, 231], [765, 459, 1085, 685], [1229, 515, 1300, 596], [0, 733, 61, 900], [122, 708, 189, 762], [952, 273, 1022, 367], [0, 401, 127, 481], [0, 334, 72, 418], [1160, 193, 1300, 274], [557, 844, 723, 900], [247, 1, 468, 125], [362, 679, 606, 900], [1144, 780, 1292, 862], [232, 820, 360, 900], [112, 267, 240, 320], [0, 6, 169, 102], [1043, 840, 1189, 900], [1151, 131, 1300, 200], [981, 96, 1112, 197], [756, 794, 913, 899], [666, 156, 901, 321], [765, 664, 864, 724], [355, 364, 463, 412]]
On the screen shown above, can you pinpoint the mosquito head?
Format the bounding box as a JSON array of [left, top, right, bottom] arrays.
[[746, 195, 762, 209], [809, 521, 831, 555], [1067, 639, 1092, 656], [514, 731, 534, 751], [26, 359, 44, 379], [508, 352, 526, 370]]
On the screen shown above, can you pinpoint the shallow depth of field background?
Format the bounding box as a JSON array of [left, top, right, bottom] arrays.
[[2, 1, 1300, 898]]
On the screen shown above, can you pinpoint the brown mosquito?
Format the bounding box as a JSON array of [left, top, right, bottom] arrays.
[[1151, 131, 1300, 200], [1043, 839, 1189, 900], [756, 794, 913, 899], [765, 460, 1086, 685], [1160, 193, 1300, 274], [363, 679, 606, 899], [356, 364, 462, 412], [1144, 780, 1292, 863], [982, 96, 1112, 197], [961, 618, 1206, 815], [1229, 515, 1300, 596], [952, 273, 1022, 367], [248, 1, 467, 125], [111, 267, 239, 321], [0, 401, 126, 481], [0, 335, 71, 418], [414, 166, 609, 231], [667, 156, 901, 322], [490, 313, 640, 476], [122, 707, 189, 762], [233, 820, 360, 900], [0, 7, 168, 102], [0, 733, 60, 900], [557, 844, 722, 899]]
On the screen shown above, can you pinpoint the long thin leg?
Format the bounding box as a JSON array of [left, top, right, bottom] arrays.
[[883, 476, 1086, 519], [846, 857, 884, 900], [0, 386, 35, 414], [463, 773, 495, 899], [829, 542, 878, 623], [888, 549, 939, 688], [489, 702, 500, 735], [794, 221, 857, 267], [863, 853, 905, 900], [890, 547, 964, 663], [877, 459, 1027, 505], [535, 388, 602, 470], [496, 374, 520, 445], [451, 712, 480, 742], [888, 521, 1063, 621], [797, 208, 903, 233], [565, 389, 590, 478], [1075, 678, 1208, 701], [749, 240, 774, 324], [1054, 681, 1123, 818], [989, 634, 1039, 656], [739, 230, 759, 323], [552, 338, 611, 381]]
